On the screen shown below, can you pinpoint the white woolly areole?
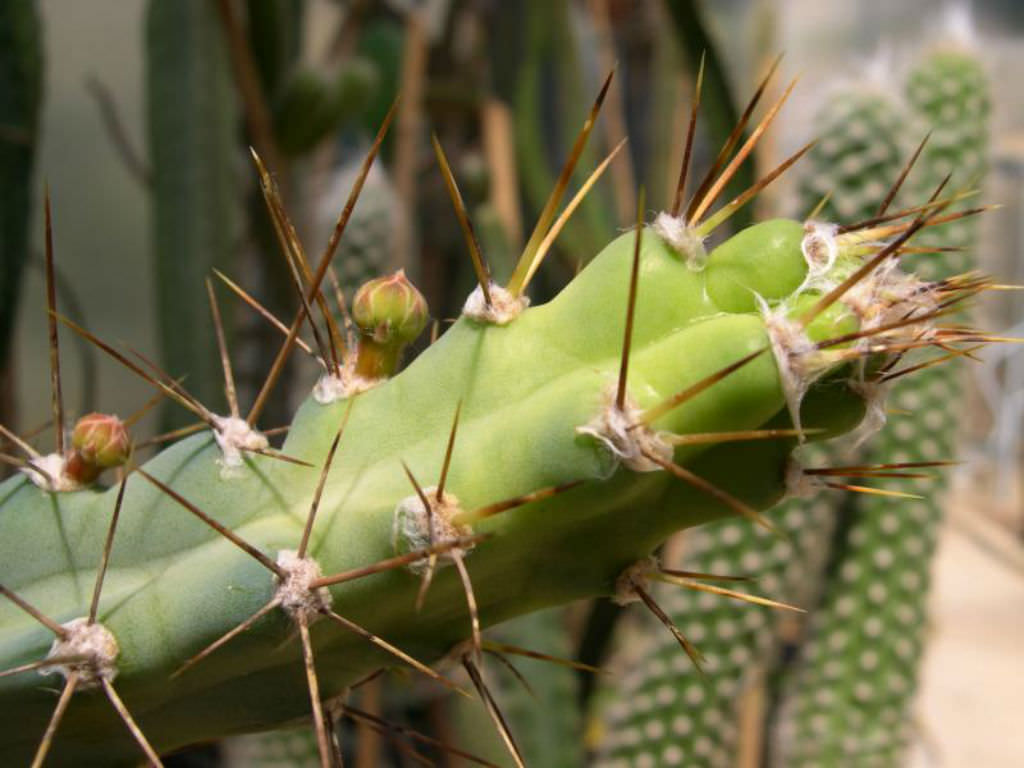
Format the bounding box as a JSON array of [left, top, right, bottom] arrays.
[[847, 378, 891, 452], [212, 416, 269, 473], [462, 283, 529, 325], [759, 298, 826, 440], [652, 212, 708, 271], [613, 557, 658, 606], [799, 221, 840, 292], [22, 453, 79, 492], [840, 256, 937, 342], [392, 487, 473, 574], [312, 367, 376, 405], [41, 617, 119, 688], [783, 454, 825, 499], [576, 388, 672, 473], [275, 550, 332, 623]]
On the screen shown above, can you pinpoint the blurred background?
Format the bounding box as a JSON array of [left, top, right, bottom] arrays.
[[3, 0, 1023, 765]]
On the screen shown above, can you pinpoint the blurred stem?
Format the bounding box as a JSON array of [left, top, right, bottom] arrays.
[[354, 676, 382, 768], [394, 9, 427, 273], [589, 0, 636, 226], [576, 598, 623, 709], [0, 0, 42, 436], [481, 98, 523, 252], [214, 0, 283, 178], [146, 0, 239, 428], [84, 75, 152, 188]]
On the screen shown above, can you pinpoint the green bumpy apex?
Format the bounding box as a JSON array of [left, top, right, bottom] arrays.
[[0, 214, 942, 765]]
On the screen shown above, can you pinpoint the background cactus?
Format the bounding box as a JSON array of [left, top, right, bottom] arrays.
[[145, 0, 239, 427], [772, 43, 990, 766]]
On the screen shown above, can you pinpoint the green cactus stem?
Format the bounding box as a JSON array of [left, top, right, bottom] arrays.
[[0, 67, 996, 767], [0, 211, 888, 762]]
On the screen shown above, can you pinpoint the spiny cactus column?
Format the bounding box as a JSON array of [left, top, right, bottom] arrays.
[[773, 45, 990, 766], [593, 83, 908, 768], [903, 46, 990, 275]]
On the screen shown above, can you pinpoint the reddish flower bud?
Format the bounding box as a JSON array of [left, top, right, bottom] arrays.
[[71, 413, 130, 469]]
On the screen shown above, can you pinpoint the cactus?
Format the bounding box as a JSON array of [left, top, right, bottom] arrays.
[[592, 446, 845, 768], [0, 66, 997, 768], [773, 44, 990, 766], [592, 73, 910, 768], [593, 46, 992, 767]]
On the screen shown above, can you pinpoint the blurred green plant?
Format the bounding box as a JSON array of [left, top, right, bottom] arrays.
[[0, 0, 42, 430]]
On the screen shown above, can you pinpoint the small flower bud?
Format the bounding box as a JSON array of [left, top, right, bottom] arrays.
[[352, 270, 428, 346], [71, 413, 130, 469]]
